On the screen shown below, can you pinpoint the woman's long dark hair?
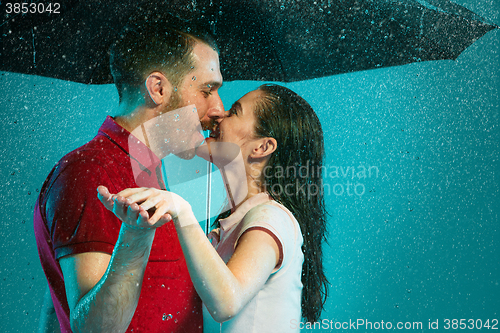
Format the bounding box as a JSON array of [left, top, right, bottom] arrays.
[[253, 84, 328, 322], [215, 84, 328, 322]]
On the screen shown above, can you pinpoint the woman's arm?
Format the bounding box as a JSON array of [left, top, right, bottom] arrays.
[[174, 218, 279, 322], [110, 188, 281, 322]]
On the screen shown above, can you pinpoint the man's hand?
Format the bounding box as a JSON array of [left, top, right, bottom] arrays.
[[97, 186, 193, 229]]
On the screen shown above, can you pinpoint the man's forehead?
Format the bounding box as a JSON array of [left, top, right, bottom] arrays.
[[192, 42, 219, 63]]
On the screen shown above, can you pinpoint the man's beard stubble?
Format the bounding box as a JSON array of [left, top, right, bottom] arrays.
[[163, 89, 202, 160]]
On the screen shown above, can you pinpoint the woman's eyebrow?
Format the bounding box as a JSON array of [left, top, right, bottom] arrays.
[[230, 102, 242, 112]]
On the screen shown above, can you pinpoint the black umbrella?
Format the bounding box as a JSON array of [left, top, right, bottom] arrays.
[[1, 0, 496, 84]]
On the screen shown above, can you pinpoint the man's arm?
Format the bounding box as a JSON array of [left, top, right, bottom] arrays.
[[59, 226, 154, 333], [38, 284, 61, 333], [58, 187, 164, 333]]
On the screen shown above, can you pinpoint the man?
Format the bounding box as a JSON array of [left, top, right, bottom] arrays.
[[34, 17, 224, 333]]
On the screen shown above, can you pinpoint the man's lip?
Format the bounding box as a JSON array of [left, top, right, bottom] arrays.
[[209, 128, 220, 139]]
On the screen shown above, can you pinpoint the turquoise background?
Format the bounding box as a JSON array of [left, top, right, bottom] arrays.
[[0, 0, 498, 331]]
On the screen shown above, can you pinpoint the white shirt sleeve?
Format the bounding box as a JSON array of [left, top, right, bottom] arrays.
[[235, 203, 298, 273]]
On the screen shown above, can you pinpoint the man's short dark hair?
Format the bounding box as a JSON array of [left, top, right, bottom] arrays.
[[110, 15, 218, 102]]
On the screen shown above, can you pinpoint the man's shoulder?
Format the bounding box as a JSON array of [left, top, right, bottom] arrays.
[[39, 133, 130, 198], [57, 133, 125, 170]]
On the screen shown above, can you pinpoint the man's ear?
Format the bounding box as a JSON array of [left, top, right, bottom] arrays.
[[250, 137, 277, 159], [144, 72, 172, 106]]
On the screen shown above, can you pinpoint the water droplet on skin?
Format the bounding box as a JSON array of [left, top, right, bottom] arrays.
[[196, 170, 199, 173], [162, 313, 173, 321], [192, 76, 196, 81]]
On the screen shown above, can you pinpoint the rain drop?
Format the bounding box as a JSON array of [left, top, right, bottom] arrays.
[[192, 76, 196, 81], [162, 313, 173, 321]]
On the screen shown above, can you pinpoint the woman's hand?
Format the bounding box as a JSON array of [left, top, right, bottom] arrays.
[[97, 186, 193, 229]]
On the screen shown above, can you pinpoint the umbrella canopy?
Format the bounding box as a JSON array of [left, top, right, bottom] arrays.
[[1, 0, 496, 84]]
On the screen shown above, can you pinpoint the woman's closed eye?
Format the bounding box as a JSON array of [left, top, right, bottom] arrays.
[[226, 108, 238, 117]]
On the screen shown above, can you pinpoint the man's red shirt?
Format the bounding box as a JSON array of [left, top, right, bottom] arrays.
[[34, 116, 202, 332]]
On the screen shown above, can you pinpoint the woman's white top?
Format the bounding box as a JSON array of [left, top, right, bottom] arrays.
[[203, 192, 304, 333]]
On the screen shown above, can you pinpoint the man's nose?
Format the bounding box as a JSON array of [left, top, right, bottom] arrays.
[[206, 97, 225, 123]]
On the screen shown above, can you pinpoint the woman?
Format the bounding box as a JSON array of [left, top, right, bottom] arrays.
[[99, 84, 328, 331]]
